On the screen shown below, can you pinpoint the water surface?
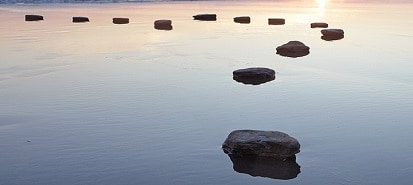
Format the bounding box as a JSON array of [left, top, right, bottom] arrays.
[[1, 0, 413, 185]]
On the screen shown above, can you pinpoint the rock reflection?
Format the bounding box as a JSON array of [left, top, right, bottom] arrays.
[[321, 35, 344, 41], [227, 154, 300, 180], [233, 76, 275, 85]]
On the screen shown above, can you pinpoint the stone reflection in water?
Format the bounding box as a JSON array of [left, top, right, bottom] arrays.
[[227, 154, 300, 180], [321, 35, 345, 41]]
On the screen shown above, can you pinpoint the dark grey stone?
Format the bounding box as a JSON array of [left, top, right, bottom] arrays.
[[276, 41, 310, 58], [25, 15, 43, 21], [321, 29, 344, 37], [73, 17, 89, 23], [193, 14, 217, 21], [311, 22, 328, 28], [321, 29, 345, 41], [234, 16, 250, 24], [233, 67, 275, 85], [222, 130, 300, 159], [268, 18, 285, 25], [154, 19, 173, 30], [113, 18, 129, 24]]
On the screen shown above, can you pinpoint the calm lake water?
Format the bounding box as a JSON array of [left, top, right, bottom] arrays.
[[1, 0, 413, 184]]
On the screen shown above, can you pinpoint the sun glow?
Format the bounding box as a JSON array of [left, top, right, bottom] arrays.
[[316, 0, 328, 17], [317, 0, 327, 9]]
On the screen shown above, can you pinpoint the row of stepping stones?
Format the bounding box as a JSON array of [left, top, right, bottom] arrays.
[[25, 14, 344, 85], [27, 14, 308, 178], [25, 14, 344, 40]]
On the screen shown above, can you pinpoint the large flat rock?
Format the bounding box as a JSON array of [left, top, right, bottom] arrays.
[[222, 130, 300, 159]]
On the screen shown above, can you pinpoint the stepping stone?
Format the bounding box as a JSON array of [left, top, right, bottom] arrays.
[[113, 18, 129, 24], [268, 18, 285, 25], [73, 17, 89, 23], [234, 16, 250, 24], [193, 14, 217, 21], [233, 67, 275, 85], [25, 15, 43, 21], [222, 130, 301, 159], [154, 19, 172, 30], [276, 41, 310, 58], [311, 22, 328, 28], [321, 29, 344, 41]]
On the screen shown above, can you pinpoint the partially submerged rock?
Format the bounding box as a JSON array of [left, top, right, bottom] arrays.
[[113, 18, 129, 24], [311, 22, 328, 28], [73, 17, 89, 23], [321, 29, 345, 41], [228, 155, 300, 180], [25, 15, 43, 21], [321, 29, 344, 36], [276, 41, 310, 58], [234, 16, 250, 24], [233, 67, 275, 85], [193, 14, 217, 21], [222, 130, 300, 159], [154, 19, 173, 30], [321, 29, 344, 40], [268, 18, 285, 25]]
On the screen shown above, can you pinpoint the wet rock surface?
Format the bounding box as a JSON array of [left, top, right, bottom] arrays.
[[268, 18, 285, 25], [228, 154, 300, 180], [311, 22, 328, 28], [276, 41, 310, 58], [113, 18, 129, 24], [234, 16, 250, 24], [233, 67, 275, 85], [73, 17, 89, 23], [25, 15, 43, 21], [193, 14, 217, 21], [222, 130, 300, 159], [154, 19, 172, 30]]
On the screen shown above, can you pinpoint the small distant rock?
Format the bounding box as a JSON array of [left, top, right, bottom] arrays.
[[154, 19, 173, 30], [311, 22, 328, 28], [193, 14, 217, 21], [73, 17, 89, 23], [222, 130, 300, 159], [25, 15, 43, 21], [233, 67, 275, 85], [234, 16, 250, 24], [321, 29, 344, 41], [268, 18, 285, 25], [113, 18, 129, 24], [276, 41, 310, 58]]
